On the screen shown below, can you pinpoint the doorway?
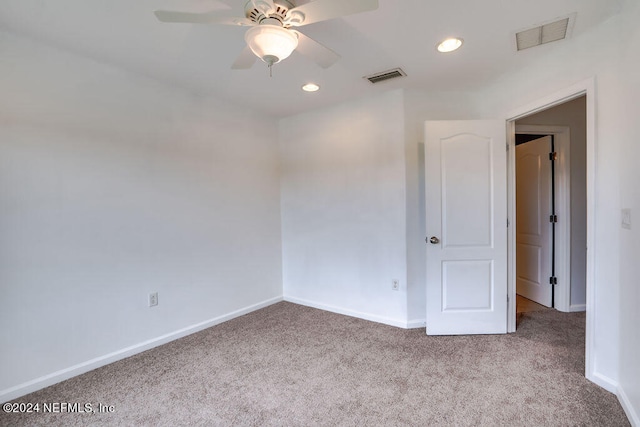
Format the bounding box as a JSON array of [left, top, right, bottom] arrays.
[[515, 95, 587, 312], [506, 80, 594, 383]]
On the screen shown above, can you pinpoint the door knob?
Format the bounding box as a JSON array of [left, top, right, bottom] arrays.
[[429, 236, 440, 244]]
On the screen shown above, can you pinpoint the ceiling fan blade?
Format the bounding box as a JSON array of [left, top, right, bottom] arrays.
[[231, 46, 258, 69], [154, 10, 254, 26], [285, 0, 378, 27], [293, 31, 340, 69]]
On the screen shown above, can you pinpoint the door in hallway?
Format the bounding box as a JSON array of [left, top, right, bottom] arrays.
[[516, 135, 553, 307]]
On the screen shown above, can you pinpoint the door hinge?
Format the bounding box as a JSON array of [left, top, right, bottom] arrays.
[[549, 152, 558, 161], [507, 218, 510, 227], [549, 215, 558, 223], [549, 276, 558, 285], [506, 144, 510, 151]]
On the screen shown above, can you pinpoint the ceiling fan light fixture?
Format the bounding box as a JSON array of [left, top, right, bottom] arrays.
[[245, 24, 299, 65], [437, 37, 463, 53]]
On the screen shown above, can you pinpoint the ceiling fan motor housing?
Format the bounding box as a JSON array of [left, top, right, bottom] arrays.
[[245, 0, 295, 26]]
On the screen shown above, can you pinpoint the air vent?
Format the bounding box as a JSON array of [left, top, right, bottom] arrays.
[[364, 68, 407, 84], [516, 15, 574, 51]]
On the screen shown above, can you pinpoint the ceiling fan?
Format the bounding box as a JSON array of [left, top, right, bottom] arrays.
[[154, 0, 379, 73]]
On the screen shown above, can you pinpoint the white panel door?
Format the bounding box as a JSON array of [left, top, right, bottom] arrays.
[[425, 120, 507, 335], [516, 136, 553, 307]]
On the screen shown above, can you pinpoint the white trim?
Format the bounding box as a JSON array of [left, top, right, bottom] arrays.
[[507, 121, 517, 333], [505, 77, 598, 387], [507, 80, 590, 121], [584, 77, 597, 387], [569, 304, 586, 312], [618, 384, 640, 427], [284, 296, 410, 329], [591, 372, 618, 394], [514, 125, 572, 313], [407, 319, 427, 329], [0, 296, 283, 403]]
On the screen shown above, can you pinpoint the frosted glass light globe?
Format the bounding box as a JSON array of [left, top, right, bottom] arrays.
[[245, 24, 299, 65]]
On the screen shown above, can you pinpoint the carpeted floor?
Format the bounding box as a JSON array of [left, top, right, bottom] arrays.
[[0, 302, 629, 426]]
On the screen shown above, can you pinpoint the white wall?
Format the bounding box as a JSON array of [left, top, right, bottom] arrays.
[[614, 2, 640, 424], [0, 32, 283, 400], [278, 88, 480, 328], [471, 3, 640, 411], [279, 90, 408, 326], [517, 96, 587, 309], [403, 90, 485, 323]]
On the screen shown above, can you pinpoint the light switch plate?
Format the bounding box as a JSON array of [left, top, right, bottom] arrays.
[[621, 208, 631, 230]]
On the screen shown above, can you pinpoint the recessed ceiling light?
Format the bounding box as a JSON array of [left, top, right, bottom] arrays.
[[437, 38, 463, 53], [302, 83, 320, 92]]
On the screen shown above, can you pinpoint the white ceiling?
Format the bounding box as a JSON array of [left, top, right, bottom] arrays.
[[0, 0, 623, 118]]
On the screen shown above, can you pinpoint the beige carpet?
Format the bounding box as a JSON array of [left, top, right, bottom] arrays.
[[0, 302, 629, 426]]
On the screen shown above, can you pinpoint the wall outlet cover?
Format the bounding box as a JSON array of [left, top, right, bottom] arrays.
[[621, 208, 631, 230], [149, 292, 159, 307]]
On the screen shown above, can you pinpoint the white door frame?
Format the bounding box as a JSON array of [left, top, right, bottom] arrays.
[[515, 125, 572, 312], [506, 78, 596, 384]]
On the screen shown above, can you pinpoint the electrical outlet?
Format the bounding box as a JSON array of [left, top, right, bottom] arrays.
[[149, 292, 158, 307], [622, 208, 631, 230], [392, 279, 399, 291]]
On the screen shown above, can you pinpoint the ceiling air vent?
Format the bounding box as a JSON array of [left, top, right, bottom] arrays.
[[364, 68, 406, 84], [515, 14, 575, 51]]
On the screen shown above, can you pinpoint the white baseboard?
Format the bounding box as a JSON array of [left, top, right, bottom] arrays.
[[284, 296, 409, 329], [569, 304, 586, 312], [588, 371, 618, 394], [618, 384, 640, 427], [0, 296, 283, 404], [407, 319, 427, 329]]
